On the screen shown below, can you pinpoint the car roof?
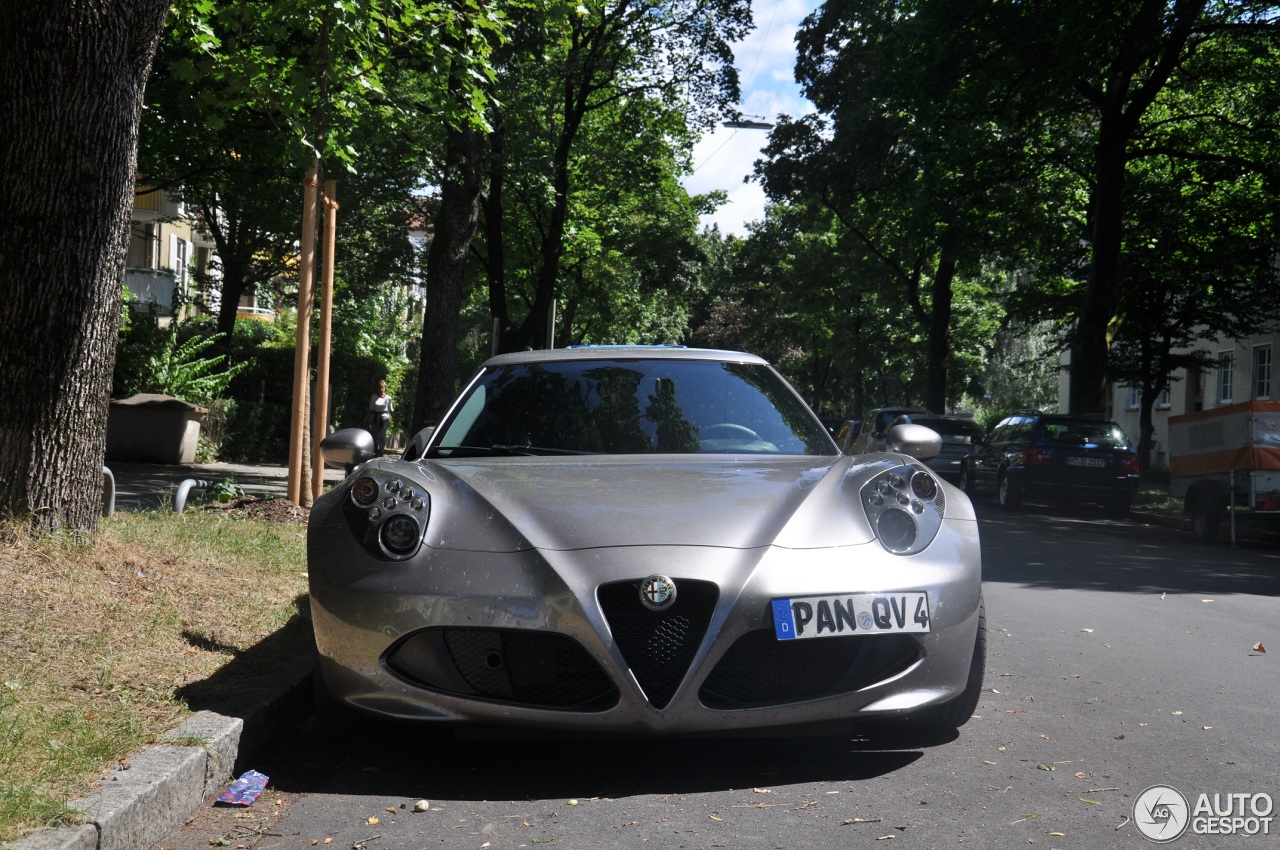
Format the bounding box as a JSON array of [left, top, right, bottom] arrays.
[[482, 346, 769, 368]]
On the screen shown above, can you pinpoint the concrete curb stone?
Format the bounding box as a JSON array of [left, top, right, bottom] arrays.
[[3, 659, 313, 850]]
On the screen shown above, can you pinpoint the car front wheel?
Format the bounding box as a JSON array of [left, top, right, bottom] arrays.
[[996, 471, 1021, 509], [901, 599, 987, 737]]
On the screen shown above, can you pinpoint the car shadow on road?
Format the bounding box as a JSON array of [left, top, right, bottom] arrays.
[[973, 501, 1280, 597], [252, 714, 932, 801]]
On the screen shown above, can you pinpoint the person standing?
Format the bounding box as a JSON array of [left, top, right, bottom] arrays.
[[368, 379, 394, 455]]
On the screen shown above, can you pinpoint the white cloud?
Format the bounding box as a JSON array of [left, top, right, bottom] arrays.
[[681, 0, 820, 237]]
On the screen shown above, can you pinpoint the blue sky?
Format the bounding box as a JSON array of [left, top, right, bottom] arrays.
[[681, 0, 820, 237]]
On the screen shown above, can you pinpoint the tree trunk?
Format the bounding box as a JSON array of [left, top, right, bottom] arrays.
[[0, 1, 169, 534], [925, 239, 956, 415], [411, 115, 484, 431], [1071, 112, 1128, 415]]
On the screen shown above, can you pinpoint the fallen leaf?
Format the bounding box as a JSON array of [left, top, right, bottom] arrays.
[[1252, 642, 1266, 653], [1074, 772, 1087, 779], [1038, 764, 1054, 771], [567, 799, 579, 806], [311, 841, 318, 847], [385, 807, 396, 813]]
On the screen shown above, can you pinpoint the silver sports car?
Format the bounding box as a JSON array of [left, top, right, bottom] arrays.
[[309, 347, 984, 737]]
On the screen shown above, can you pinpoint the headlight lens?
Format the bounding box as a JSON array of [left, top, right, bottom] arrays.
[[381, 514, 421, 554], [861, 463, 944, 555], [341, 470, 430, 560], [352, 476, 380, 506]]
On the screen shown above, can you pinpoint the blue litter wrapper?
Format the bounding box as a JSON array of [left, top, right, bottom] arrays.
[[216, 769, 269, 806]]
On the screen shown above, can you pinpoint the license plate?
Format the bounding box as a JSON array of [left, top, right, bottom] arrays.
[[941, 443, 970, 454], [1066, 456, 1106, 468], [772, 592, 930, 640]]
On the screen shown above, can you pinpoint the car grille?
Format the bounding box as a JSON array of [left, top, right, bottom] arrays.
[[385, 628, 618, 711], [597, 579, 719, 709], [699, 629, 921, 709]]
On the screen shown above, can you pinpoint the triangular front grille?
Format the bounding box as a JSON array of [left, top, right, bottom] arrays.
[[597, 579, 718, 709]]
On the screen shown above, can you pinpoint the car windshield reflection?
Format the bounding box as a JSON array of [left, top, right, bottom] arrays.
[[429, 359, 836, 457]]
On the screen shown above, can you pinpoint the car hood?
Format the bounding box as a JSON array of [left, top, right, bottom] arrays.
[[415, 455, 881, 552]]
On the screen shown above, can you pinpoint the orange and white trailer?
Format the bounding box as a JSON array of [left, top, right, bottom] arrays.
[[1167, 400, 1280, 542]]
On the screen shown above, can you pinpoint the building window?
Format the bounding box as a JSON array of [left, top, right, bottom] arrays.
[[1217, 351, 1234, 405], [1255, 345, 1273, 400], [1126, 387, 1140, 410], [1157, 386, 1171, 409]]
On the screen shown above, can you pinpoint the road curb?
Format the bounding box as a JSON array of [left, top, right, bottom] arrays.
[[3, 657, 313, 850]]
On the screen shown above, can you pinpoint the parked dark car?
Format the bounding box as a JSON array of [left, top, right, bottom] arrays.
[[960, 411, 1140, 516], [834, 419, 862, 452], [889, 413, 985, 482], [847, 407, 930, 454]]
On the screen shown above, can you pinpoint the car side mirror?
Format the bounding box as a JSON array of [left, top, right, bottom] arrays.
[[885, 423, 942, 460], [321, 428, 377, 475]]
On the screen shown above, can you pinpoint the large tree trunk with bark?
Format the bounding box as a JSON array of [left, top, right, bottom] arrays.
[[411, 117, 484, 432], [0, 1, 169, 534]]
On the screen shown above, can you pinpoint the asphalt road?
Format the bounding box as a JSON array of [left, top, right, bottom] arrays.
[[154, 502, 1280, 850]]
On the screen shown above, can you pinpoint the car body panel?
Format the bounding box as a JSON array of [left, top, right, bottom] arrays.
[[309, 348, 982, 735]]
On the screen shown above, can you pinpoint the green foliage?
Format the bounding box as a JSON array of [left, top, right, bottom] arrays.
[[145, 331, 249, 404], [206, 478, 246, 503], [115, 320, 251, 405]]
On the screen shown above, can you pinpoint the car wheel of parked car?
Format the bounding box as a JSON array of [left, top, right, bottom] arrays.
[[1190, 497, 1221, 543], [996, 470, 1020, 509]]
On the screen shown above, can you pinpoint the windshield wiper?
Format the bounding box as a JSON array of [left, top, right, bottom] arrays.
[[491, 444, 595, 456]]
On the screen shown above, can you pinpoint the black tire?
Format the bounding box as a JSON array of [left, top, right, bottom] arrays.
[[996, 470, 1021, 509], [1191, 498, 1221, 543], [904, 599, 987, 735], [958, 464, 973, 495]]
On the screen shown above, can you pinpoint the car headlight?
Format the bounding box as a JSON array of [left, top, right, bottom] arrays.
[[860, 463, 945, 555], [340, 471, 430, 560]]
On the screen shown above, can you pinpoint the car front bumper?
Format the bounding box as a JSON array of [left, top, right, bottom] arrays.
[[309, 510, 983, 734]]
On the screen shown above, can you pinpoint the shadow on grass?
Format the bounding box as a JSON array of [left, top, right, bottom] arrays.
[[174, 594, 315, 772]]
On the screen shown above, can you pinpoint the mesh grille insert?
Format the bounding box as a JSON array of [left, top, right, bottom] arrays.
[[597, 579, 718, 709], [386, 628, 618, 711], [700, 629, 920, 708]]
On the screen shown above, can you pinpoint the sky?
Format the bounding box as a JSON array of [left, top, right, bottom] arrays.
[[681, 0, 820, 237]]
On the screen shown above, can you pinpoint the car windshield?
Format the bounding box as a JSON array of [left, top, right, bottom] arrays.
[[1036, 418, 1129, 448], [429, 358, 836, 457]]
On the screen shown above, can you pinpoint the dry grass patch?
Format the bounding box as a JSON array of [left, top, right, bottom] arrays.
[[0, 503, 310, 844]]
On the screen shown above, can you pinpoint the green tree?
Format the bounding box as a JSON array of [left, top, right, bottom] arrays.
[[760, 0, 1026, 415]]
